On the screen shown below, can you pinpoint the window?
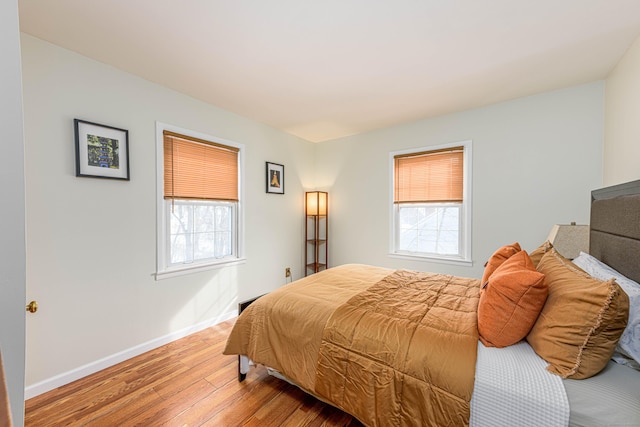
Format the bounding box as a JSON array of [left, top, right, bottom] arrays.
[[166, 200, 235, 264], [390, 141, 471, 263], [156, 124, 244, 279]]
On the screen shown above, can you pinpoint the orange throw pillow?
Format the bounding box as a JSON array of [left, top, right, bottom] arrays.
[[478, 250, 547, 348], [481, 242, 521, 287]]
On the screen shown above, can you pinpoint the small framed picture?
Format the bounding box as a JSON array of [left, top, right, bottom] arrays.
[[266, 162, 284, 194], [74, 119, 130, 180]]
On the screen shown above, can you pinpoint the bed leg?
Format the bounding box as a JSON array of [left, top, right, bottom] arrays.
[[236, 296, 264, 382], [238, 355, 246, 382], [238, 354, 251, 382]]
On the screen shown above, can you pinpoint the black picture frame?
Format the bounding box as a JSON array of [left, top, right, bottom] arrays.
[[74, 119, 130, 180], [266, 162, 284, 194]]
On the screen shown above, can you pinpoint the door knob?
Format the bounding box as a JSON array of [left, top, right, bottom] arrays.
[[26, 301, 38, 313]]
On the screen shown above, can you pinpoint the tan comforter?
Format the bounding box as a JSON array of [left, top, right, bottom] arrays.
[[223, 264, 480, 426]]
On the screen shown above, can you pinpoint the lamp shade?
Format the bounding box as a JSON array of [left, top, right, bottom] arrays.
[[546, 223, 589, 259], [306, 191, 328, 216]]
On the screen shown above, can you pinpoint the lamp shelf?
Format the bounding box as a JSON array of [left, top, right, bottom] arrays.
[[306, 262, 327, 270], [305, 191, 328, 276]]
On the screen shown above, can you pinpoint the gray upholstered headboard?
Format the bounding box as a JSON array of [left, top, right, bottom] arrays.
[[590, 179, 640, 284]]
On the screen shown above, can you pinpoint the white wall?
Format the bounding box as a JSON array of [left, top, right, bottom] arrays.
[[317, 82, 604, 279], [21, 34, 315, 395], [604, 34, 640, 186], [0, 1, 26, 424]]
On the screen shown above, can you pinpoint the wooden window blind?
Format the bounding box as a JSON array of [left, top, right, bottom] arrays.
[[394, 147, 464, 203], [164, 131, 239, 202]]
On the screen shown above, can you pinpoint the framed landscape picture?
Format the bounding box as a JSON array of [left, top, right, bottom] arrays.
[[266, 162, 284, 194], [74, 119, 130, 180]]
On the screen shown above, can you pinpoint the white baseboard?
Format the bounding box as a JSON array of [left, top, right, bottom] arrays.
[[25, 310, 237, 399]]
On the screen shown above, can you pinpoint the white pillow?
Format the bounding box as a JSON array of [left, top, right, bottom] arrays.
[[573, 252, 640, 367]]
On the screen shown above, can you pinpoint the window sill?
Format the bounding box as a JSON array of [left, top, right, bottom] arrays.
[[388, 252, 473, 267], [155, 257, 247, 280]]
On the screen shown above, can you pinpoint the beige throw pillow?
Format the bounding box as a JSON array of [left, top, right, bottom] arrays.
[[528, 240, 553, 268], [527, 249, 629, 379]]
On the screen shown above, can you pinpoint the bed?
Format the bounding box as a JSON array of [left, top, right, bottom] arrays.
[[224, 180, 640, 427]]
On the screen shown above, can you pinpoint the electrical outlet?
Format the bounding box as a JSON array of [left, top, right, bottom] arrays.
[[285, 267, 291, 278]]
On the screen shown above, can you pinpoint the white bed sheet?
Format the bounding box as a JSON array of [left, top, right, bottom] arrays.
[[471, 340, 570, 427], [564, 360, 640, 427]]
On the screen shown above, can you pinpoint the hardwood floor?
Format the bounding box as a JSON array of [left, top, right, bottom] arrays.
[[25, 319, 364, 426]]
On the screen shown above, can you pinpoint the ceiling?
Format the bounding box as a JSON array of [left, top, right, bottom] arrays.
[[18, 0, 640, 143]]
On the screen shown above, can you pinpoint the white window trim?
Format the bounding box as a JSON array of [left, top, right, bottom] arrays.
[[155, 122, 246, 280], [389, 140, 472, 265]]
